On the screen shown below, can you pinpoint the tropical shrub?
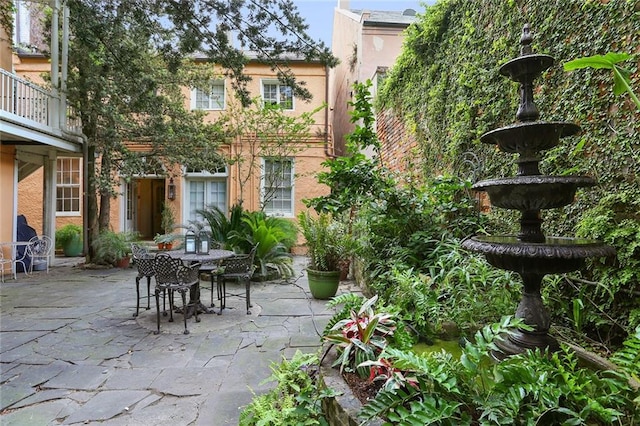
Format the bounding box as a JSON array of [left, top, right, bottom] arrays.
[[197, 204, 245, 249], [198, 205, 296, 278], [230, 211, 295, 279], [239, 351, 338, 426], [298, 211, 353, 272], [354, 175, 485, 287], [359, 318, 640, 425], [55, 223, 82, 249], [92, 230, 138, 265], [372, 251, 518, 343]]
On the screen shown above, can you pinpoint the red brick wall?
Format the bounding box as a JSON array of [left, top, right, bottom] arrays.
[[377, 109, 419, 178]]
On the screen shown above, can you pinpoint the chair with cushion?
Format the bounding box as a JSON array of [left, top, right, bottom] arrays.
[[216, 244, 257, 315], [132, 248, 156, 317], [28, 235, 53, 274], [153, 253, 201, 334]]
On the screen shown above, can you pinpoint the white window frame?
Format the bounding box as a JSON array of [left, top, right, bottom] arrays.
[[261, 79, 294, 110], [184, 167, 229, 223], [191, 80, 226, 110], [261, 158, 294, 217], [56, 157, 82, 216]]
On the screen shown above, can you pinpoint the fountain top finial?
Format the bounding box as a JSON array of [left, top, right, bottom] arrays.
[[520, 23, 533, 56]]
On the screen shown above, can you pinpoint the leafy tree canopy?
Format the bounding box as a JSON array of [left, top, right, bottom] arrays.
[[73, 0, 337, 105]]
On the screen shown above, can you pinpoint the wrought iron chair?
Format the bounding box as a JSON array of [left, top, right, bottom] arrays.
[[198, 241, 223, 308], [130, 243, 150, 259], [28, 235, 53, 273], [216, 244, 258, 315], [131, 244, 156, 317], [153, 253, 201, 335]]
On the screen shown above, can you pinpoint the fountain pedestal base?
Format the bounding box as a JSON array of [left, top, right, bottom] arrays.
[[492, 329, 560, 361]]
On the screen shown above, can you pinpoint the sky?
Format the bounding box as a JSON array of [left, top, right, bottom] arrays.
[[292, 1, 427, 45]]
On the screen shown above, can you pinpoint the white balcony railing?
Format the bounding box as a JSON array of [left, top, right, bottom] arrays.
[[0, 68, 82, 136]]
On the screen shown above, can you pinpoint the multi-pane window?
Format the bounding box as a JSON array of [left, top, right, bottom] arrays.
[[262, 81, 293, 110], [56, 158, 81, 215], [262, 158, 293, 216], [186, 168, 228, 223], [192, 80, 225, 110]]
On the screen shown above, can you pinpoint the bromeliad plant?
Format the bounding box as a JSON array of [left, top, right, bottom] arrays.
[[323, 295, 396, 378]]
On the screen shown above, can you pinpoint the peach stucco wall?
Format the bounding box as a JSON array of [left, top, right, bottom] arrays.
[[329, 8, 411, 155], [1, 146, 16, 242], [10, 49, 330, 241]]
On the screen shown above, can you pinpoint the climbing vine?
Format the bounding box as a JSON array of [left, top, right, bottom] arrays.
[[378, 0, 639, 340]]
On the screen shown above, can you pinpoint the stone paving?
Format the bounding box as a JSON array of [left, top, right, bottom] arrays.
[[0, 256, 355, 425]]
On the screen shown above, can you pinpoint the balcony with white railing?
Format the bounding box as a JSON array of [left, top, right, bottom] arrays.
[[0, 68, 82, 140]]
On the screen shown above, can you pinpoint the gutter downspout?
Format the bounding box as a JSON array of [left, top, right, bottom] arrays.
[[82, 134, 89, 257]]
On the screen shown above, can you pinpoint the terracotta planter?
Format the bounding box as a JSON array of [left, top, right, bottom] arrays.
[[307, 269, 340, 299], [116, 256, 131, 268]]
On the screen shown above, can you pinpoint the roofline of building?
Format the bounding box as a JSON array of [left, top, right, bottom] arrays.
[[192, 51, 326, 65], [362, 21, 412, 29]]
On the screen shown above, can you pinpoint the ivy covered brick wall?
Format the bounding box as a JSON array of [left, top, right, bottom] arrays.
[[380, 0, 638, 227], [378, 0, 639, 329]]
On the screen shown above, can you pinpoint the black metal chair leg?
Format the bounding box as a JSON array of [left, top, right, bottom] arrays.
[[180, 290, 189, 335], [245, 279, 251, 315], [168, 290, 175, 322], [210, 274, 215, 308], [218, 279, 228, 315], [145, 276, 151, 310], [134, 277, 141, 317], [154, 288, 161, 335], [162, 288, 168, 316]]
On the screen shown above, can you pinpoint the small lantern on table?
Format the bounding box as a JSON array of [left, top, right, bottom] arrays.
[[184, 231, 197, 254], [197, 235, 210, 254]]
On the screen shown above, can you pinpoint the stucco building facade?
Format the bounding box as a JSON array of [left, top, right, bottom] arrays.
[[329, 0, 417, 156]]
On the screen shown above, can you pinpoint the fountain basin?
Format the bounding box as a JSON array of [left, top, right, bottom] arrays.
[[473, 175, 595, 210], [499, 54, 554, 80], [462, 236, 616, 274], [480, 121, 580, 154]]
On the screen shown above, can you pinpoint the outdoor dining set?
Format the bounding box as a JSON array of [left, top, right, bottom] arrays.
[[130, 243, 258, 335]]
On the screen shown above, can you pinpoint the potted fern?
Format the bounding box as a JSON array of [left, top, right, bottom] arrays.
[[55, 224, 83, 256], [298, 211, 352, 299], [93, 230, 137, 267]]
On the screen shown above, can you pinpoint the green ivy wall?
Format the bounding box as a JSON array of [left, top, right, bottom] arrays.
[[379, 0, 638, 235]]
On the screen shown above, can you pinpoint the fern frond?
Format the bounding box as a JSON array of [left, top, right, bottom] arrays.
[[358, 383, 422, 423], [327, 293, 365, 308], [611, 326, 640, 379]]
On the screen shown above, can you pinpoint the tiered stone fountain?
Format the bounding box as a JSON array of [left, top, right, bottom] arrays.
[[462, 24, 615, 358]]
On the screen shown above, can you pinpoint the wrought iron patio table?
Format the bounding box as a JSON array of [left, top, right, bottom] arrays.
[[164, 249, 234, 317]]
